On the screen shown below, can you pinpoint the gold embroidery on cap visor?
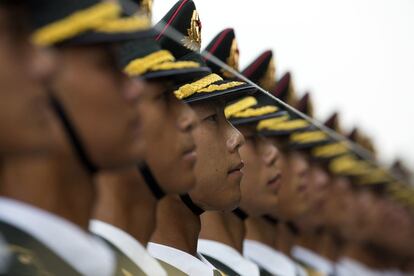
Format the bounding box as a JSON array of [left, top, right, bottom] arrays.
[[94, 14, 151, 33], [329, 155, 372, 176], [32, 2, 120, 46], [257, 115, 290, 130], [173, 73, 245, 100], [31, 2, 151, 46], [174, 74, 222, 99], [182, 10, 202, 51], [263, 119, 310, 131], [290, 131, 328, 144], [388, 184, 414, 207], [224, 97, 258, 118], [197, 81, 245, 93], [229, 106, 279, 118], [312, 141, 349, 158], [357, 169, 393, 185], [124, 50, 200, 76]]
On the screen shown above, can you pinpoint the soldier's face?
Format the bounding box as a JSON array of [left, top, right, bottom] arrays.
[[188, 100, 245, 211], [139, 81, 198, 194], [277, 150, 310, 221], [369, 198, 414, 257], [352, 190, 382, 241], [322, 176, 356, 237], [51, 45, 143, 169], [0, 7, 56, 155], [353, 195, 414, 257], [300, 163, 331, 227], [238, 126, 281, 216]]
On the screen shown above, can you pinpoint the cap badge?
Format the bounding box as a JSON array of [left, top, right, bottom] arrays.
[[222, 38, 240, 78], [141, 0, 153, 17], [182, 10, 202, 51], [259, 57, 276, 91]]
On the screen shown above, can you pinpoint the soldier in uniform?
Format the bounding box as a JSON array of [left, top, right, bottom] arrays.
[[221, 92, 292, 276], [0, 0, 156, 275], [330, 131, 414, 275], [257, 73, 309, 265], [0, 1, 56, 272], [145, 0, 257, 274], [90, 1, 210, 275], [306, 112, 353, 267], [291, 113, 374, 276], [196, 28, 286, 276], [230, 51, 311, 275], [287, 93, 338, 276], [289, 108, 414, 276]]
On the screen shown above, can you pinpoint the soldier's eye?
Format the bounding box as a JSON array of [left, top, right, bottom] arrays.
[[204, 113, 218, 123], [154, 92, 166, 100]]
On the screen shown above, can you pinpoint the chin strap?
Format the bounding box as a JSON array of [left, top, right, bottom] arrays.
[[49, 95, 98, 174], [180, 194, 204, 216], [285, 220, 300, 236], [138, 162, 165, 200], [232, 208, 248, 221], [263, 215, 280, 225]]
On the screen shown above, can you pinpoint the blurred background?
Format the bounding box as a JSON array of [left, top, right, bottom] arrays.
[[153, 0, 414, 169]]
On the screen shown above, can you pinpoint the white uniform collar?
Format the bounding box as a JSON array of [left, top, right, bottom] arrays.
[[148, 242, 216, 276], [89, 220, 167, 276], [336, 257, 387, 276], [198, 239, 260, 276], [0, 197, 115, 276], [244, 239, 298, 276], [292, 245, 334, 275]]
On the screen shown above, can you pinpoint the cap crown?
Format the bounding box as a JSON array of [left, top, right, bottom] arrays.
[[295, 92, 314, 117], [271, 72, 297, 105], [155, 0, 204, 65], [242, 50, 276, 91], [204, 28, 240, 79]]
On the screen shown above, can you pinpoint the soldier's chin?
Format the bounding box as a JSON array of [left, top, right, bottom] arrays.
[[162, 172, 196, 195], [214, 190, 242, 212]]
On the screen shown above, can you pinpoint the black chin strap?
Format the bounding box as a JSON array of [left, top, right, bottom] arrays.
[[180, 194, 204, 216], [232, 208, 248, 221], [263, 215, 280, 225], [49, 95, 97, 174], [138, 162, 165, 200], [285, 221, 300, 236]]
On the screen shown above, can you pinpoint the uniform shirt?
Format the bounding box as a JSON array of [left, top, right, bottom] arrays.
[[244, 239, 305, 276], [198, 239, 260, 276], [0, 196, 115, 276], [292, 245, 335, 276], [90, 220, 167, 276], [148, 241, 221, 276], [335, 257, 404, 276]]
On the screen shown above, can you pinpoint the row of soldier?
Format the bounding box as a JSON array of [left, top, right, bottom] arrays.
[[0, 0, 413, 275]]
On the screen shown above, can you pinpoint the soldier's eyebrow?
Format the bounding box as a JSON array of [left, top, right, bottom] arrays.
[[0, 6, 29, 39], [163, 81, 175, 94]]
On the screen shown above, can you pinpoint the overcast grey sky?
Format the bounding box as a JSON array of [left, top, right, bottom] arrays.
[[153, 0, 414, 169]]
